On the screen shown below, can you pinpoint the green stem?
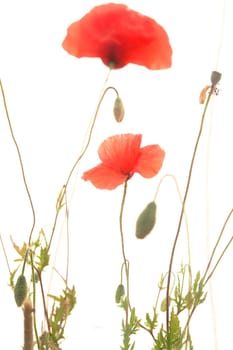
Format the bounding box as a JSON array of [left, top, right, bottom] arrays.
[[203, 208, 233, 286], [119, 180, 130, 324], [165, 86, 214, 333], [47, 83, 119, 252], [46, 81, 119, 286], [154, 173, 192, 284], [29, 252, 42, 350], [0, 233, 11, 274], [64, 85, 118, 189], [0, 80, 36, 248]]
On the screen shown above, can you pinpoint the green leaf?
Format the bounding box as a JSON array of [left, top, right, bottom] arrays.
[[38, 246, 50, 271], [169, 309, 181, 345], [145, 309, 158, 330], [120, 308, 139, 350]]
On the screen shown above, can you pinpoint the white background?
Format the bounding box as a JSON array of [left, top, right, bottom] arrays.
[[0, 0, 233, 348]]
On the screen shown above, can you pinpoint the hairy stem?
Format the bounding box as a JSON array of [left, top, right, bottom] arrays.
[[119, 179, 130, 324], [203, 208, 233, 286], [0, 80, 36, 248], [166, 86, 214, 332], [29, 252, 42, 349], [47, 82, 119, 254]]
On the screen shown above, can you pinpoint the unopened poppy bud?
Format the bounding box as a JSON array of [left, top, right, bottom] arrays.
[[115, 283, 125, 303], [113, 96, 125, 122], [211, 71, 221, 85], [14, 274, 27, 307], [136, 201, 156, 239]]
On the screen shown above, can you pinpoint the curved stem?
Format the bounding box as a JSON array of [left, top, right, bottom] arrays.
[[47, 83, 119, 252], [64, 84, 118, 188], [46, 74, 119, 308], [58, 84, 119, 286], [0, 80, 36, 247], [165, 86, 214, 332]]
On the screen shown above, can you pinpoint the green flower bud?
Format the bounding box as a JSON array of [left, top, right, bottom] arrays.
[[115, 283, 125, 304], [113, 96, 125, 122], [14, 274, 27, 307], [136, 202, 156, 239]]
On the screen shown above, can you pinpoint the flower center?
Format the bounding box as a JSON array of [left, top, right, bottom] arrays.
[[101, 39, 124, 69]]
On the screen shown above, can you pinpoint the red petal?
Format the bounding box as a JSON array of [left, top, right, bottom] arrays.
[[62, 3, 172, 69], [98, 134, 142, 175], [120, 25, 172, 70], [82, 164, 127, 190], [134, 145, 165, 178]]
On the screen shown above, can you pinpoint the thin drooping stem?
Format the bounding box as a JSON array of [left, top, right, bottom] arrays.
[[64, 86, 118, 188], [119, 179, 130, 323], [47, 83, 119, 252], [47, 80, 119, 287], [46, 77, 119, 314], [165, 86, 214, 332], [0, 80, 36, 247]]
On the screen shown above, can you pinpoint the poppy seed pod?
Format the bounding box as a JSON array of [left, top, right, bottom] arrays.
[[136, 201, 156, 239], [211, 71, 221, 86], [115, 283, 125, 304], [14, 274, 27, 307], [113, 96, 125, 122]]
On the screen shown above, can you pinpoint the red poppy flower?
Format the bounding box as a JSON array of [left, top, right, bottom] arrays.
[[82, 134, 165, 190], [62, 3, 172, 70]]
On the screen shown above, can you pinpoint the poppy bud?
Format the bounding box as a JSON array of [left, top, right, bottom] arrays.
[[113, 96, 125, 122], [115, 283, 125, 303], [136, 201, 156, 239], [14, 274, 27, 307], [210, 71, 221, 85]]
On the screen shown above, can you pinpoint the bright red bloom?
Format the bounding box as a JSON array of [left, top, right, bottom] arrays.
[[62, 3, 172, 70], [82, 134, 165, 190]]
